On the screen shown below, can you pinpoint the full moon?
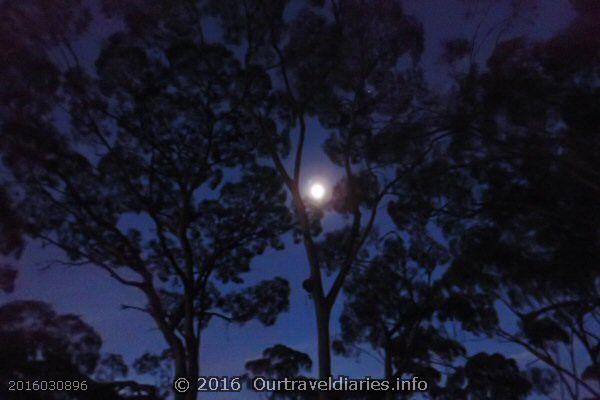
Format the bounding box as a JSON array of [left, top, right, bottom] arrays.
[[309, 183, 326, 201]]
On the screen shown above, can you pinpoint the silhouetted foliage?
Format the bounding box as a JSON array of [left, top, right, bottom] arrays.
[[440, 2, 600, 398], [1, 1, 598, 400], [334, 237, 460, 382], [246, 344, 313, 379], [333, 235, 532, 399], [0, 2, 293, 400], [245, 345, 315, 400], [0, 300, 160, 399], [208, 1, 439, 387], [440, 353, 531, 400]]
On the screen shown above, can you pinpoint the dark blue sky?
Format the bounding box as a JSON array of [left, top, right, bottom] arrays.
[[0, 1, 576, 398]]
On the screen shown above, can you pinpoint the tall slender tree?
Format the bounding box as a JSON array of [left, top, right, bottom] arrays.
[[208, 3, 437, 392], [0, 2, 293, 400]]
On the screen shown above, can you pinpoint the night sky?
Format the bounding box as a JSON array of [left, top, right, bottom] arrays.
[[0, 1, 576, 398]]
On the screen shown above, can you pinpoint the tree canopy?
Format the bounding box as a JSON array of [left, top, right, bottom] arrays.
[[0, 300, 160, 399], [0, 1, 598, 400]]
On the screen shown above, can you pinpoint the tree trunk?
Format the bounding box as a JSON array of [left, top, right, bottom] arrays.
[[384, 344, 394, 400], [316, 302, 331, 379], [315, 300, 331, 400], [185, 342, 199, 400], [290, 183, 333, 399], [184, 286, 199, 400], [144, 285, 189, 400], [174, 358, 187, 400]]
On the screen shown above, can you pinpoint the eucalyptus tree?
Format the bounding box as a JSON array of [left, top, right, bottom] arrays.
[[334, 236, 462, 397], [245, 344, 316, 400], [0, 300, 161, 399], [0, 2, 293, 399], [440, 1, 600, 398], [206, 1, 449, 389], [94, 4, 474, 394], [334, 236, 534, 400]]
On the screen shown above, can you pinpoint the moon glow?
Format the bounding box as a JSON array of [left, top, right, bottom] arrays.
[[309, 182, 326, 201]]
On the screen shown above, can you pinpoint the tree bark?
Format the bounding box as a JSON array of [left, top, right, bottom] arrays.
[[314, 301, 331, 400], [185, 342, 199, 400], [298, 197, 332, 399], [271, 146, 336, 399], [183, 286, 199, 400], [174, 357, 188, 400], [384, 343, 394, 400], [316, 302, 332, 379]]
